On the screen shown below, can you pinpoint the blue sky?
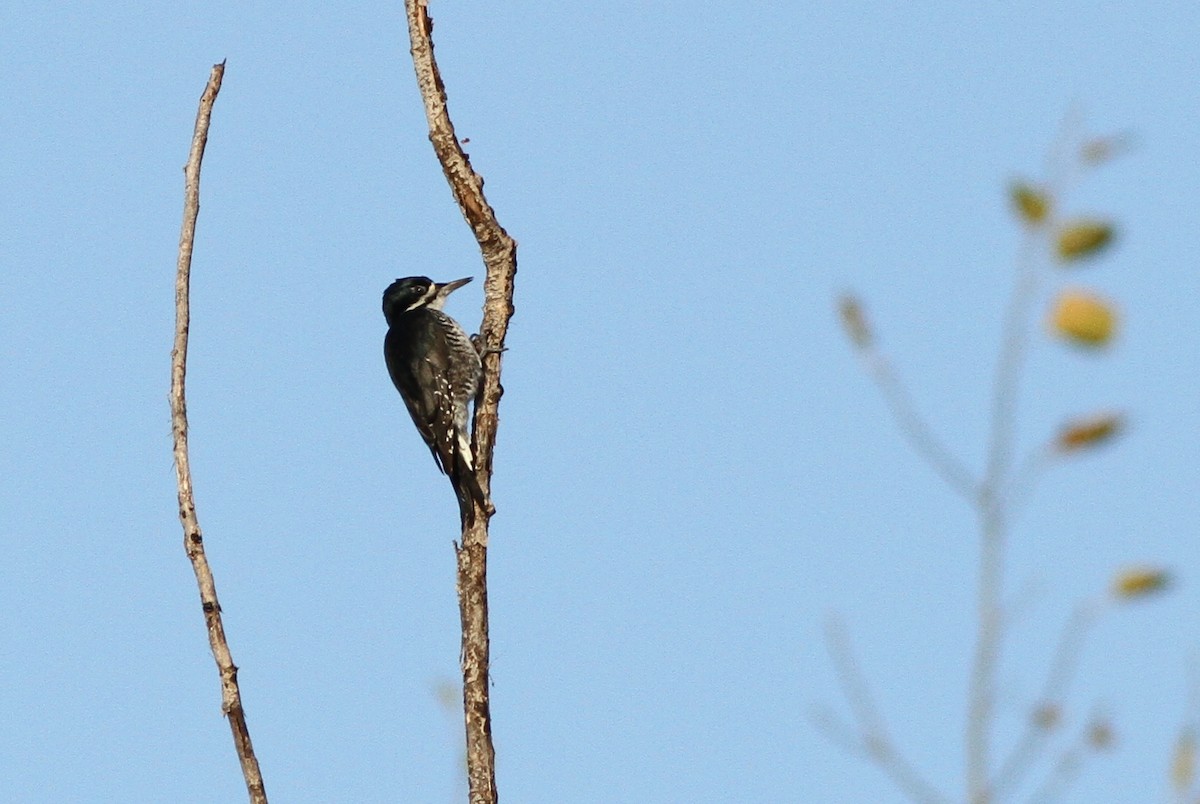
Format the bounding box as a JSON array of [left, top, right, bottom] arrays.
[[2, 2, 1198, 802]]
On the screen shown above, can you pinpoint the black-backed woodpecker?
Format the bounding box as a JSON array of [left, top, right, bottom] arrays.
[[383, 276, 485, 522]]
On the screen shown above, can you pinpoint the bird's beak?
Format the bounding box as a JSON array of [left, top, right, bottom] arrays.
[[439, 277, 473, 295]]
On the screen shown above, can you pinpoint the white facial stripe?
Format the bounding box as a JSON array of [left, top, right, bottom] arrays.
[[403, 282, 441, 312]]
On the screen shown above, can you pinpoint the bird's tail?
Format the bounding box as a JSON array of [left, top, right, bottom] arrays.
[[448, 448, 487, 526]]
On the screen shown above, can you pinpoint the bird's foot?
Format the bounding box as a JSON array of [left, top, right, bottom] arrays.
[[470, 333, 507, 358]]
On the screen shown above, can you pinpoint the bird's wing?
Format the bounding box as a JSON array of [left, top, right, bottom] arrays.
[[384, 324, 455, 475]]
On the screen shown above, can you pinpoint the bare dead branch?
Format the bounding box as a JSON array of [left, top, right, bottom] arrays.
[[999, 443, 1052, 519], [857, 348, 978, 500], [1025, 711, 1108, 804], [404, 3, 518, 802], [992, 603, 1099, 799], [965, 505, 1006, 804], [821, 617, 950, 804], [170, 61, 268, 804], [968, 115, 1081, 804]]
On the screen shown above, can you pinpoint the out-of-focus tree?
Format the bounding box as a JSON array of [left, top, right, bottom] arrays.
[[818, 121, 1173, 804]]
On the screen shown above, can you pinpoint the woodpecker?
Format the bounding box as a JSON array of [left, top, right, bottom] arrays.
[[383, 275, 485, 523]]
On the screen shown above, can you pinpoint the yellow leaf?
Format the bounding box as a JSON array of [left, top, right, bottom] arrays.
[[1172, 728, 1196, 792], [837, 294, 873, 349], [1056, 412, 1125, 452], [1010, 181, 1051, 225], [1049, 290, 1118, 347], [1112, 567, 1171, 600], [1056, 220, 1115, 262]]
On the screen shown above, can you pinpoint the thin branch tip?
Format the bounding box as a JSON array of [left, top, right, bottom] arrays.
[[172, 63, 267, 803]]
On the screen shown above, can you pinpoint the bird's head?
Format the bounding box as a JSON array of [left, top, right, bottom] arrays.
[[383, 275, 472, 325]]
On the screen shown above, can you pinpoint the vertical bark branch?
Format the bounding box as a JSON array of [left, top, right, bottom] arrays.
[[404, 3, 518, 803], [170, 61, 269, 804]]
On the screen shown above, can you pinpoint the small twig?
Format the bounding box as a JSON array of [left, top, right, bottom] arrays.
[[992, 603, 1100, 799], [965, 504, 1007, 804], [858, 349, 978, 500], [964, 231, 1040, 799], [404, 3, 518, 803], [821, 617, 950, 804], [1171, 657, 1200, 804], [999, 443, 1052, 518], [826, 616, 889, 740], [980, 224, 1042, 503], [170, 61, 268, 804], [1024, 742, 1083, 804], [810, 708, 952, 804], [1025, 713, 1105, 804], [1028, 604, 1099, 731]]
